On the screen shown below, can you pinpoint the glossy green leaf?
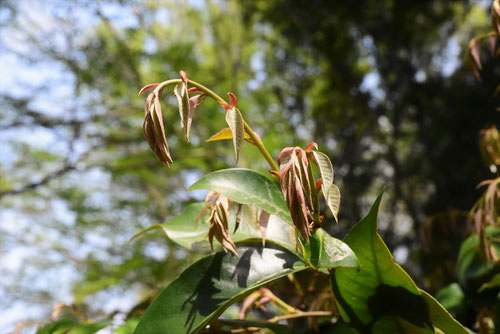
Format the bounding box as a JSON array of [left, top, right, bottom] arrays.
[[131, 202, 297, 254], [189, 169, 292, 225], [150, 202, 210, 251], [225, 107, 244, 163], [331, 191, 466, 333], [174, 83, 191, 141], [133, 246, 307, 334], [206, 127, 251, 142], [303, 229, 358, 271], [420, 289, 469, 334], [326, 184, 341, 222]]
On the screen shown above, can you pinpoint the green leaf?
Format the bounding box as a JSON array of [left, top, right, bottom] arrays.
[[331, 191, 466, 333], [312, 151, 340, 221], [133, 246, 307, 334], [479, 273, 500, 292], [131, 202, 297, 254], [153, 202, 210, 251], [37, 319, 78, 334], [312, 151, 334, 189], [435, 283, 465, 314], [114, 318, 140, 334], [326, 184, 341, 222], [420, 289, 469, 334], [174, 83, 191, 141], [456, 225, 500, 286], [225, 107, 245, 163], [206, 127, 251, 142], [37, 319, 110, 334], [69, 320, 110, 334], [304, 229, 358, 271], [189, 169, 292, 225]]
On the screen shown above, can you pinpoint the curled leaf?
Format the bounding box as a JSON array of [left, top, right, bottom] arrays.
[[489, 33, 497, 56], [306, 142, 318, 152], [138, 83, 159, 96], [225, 107, 245, 164], [174, 82, 191, 141], [217, 100, 231, 111], [179, 70, 188, 84], [466, 38, 482, 80], [186, 94, 206, 139], [228, 92, 237, 108], [279, 147, 313, 239], [143, 93, 173, 166], [470, 38, 482, 70], [205, 193, 238, 255]]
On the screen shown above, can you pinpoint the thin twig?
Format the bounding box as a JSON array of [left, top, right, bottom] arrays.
[[268, 311, 333, 323]]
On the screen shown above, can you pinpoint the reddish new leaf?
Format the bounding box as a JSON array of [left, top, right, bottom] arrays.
[[138, 83, 159, 96]]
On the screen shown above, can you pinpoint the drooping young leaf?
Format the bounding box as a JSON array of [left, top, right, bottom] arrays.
[[206, 127, 251, 142], [225, 107, 244, 163], [174, 83, 191, 141], [331, 191, 467, 333], [133, 247, 307, 334], [326, 184, 341, 222], [138, 83, 159, 96], [189, 169, 292, 225], [278, 148, 313, 239]]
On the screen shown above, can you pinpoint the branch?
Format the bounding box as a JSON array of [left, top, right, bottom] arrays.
[[0, 163, 75, 198]]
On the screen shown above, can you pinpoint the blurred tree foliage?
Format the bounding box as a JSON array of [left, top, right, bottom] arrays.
[[242, 0, 500, 289], [0, 0, 498, 331]]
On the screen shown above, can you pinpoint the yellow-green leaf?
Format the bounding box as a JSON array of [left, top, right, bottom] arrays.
[[206, 127, 251, 142]]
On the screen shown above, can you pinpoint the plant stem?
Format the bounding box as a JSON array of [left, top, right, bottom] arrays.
[[268, 311, 333, 323], [228, 311, 334, 332], [263, 290, 298, 314], [153, 78, 280, 172], [243, 122, 280, 172]]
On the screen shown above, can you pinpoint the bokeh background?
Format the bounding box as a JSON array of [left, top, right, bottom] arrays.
[[0, 0, 498, 332]]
